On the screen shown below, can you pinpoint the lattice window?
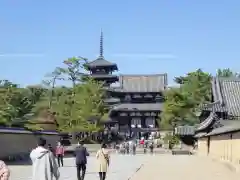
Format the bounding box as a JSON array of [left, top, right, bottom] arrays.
[[145, 117, 155, 127], [124, 95, 131, 102], [131, 118, 141, 126]]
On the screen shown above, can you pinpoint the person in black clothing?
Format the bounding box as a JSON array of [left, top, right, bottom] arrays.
[[75, 142, 89, 180], [125, 142, 130, 154], [48, 144, 55, 155], [149, 142, 154, 154]]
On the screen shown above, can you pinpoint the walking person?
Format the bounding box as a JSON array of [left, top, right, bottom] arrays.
[[132, 142, 136, 155], [55, 141, 65, 167], [30, 137, 59, 180], [126, 142, 130, 154], [48, 144, 55, 155], [96, 144, 110, 180], [75, 142, 89, 180], [149, 142, 154, 154], [0, 160, 10, 180]]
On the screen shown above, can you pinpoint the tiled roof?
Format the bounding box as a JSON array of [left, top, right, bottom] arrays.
[[85, 57, 118, 70], [194, 132, 207, 138], [200, 77, 240, 117], [196, 112, 219, 132], [106, 87, 123, 92], [104, 98, 120, 103], [205, 120, 240, 136], [119, 74, 167, 92], [112, 103, 163, 111], [200, 101, 227, 112], [175, 126, 195, 135], [212, 77, 240, 117]]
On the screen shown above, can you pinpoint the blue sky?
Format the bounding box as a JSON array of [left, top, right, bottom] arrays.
[[0, 0, 240, 86]]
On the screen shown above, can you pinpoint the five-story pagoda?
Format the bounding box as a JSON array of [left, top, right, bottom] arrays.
[[85, 31, 119, 87]]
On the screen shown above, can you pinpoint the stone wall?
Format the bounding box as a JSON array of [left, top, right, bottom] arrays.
[[0, 128, 59, 159], [197, 131, 240, 170]]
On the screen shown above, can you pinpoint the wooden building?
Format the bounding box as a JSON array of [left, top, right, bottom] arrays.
[[85, 31, 167, 138], [196, 77, 240, 168], [108, 74, 167, 137]]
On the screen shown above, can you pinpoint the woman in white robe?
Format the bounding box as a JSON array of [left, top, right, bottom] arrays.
[[96, 144, 110, 180]]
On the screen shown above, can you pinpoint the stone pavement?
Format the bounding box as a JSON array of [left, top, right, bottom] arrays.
[[8, 154, 148, 180], [130, 155, 240, 180], [9, 153, 238, 180]]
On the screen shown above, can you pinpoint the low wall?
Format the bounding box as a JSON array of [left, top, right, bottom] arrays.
[[197, 137, 209, 156], [0, 127, 60, 159], [197, 131, 240, 171]]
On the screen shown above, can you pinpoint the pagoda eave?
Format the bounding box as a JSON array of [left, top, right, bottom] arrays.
[[90, 76, 119, 82], [86, 64, 118, 71]]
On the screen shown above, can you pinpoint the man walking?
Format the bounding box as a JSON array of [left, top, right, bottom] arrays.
[[75, 142, 89, 180], [30, 137, 59, 180]]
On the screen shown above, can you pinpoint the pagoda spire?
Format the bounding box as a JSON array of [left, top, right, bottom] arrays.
[[99, 29, 104, 57]]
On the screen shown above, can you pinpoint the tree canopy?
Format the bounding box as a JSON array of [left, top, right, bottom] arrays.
[[55, 78, 106, 132], [0, 57, 106, 133], [160, 69, 212, 128], [160, 68, 240, 129], [217, 68, 240, 78]]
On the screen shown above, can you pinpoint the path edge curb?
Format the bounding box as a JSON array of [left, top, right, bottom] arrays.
[[127, 164, 144, 180]]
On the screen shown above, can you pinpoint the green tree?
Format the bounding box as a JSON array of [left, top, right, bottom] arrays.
[[55, 78, 105, 133], [160, 69, 212, 128], [217, 68, 240, 78], [42, 67, 64, 108], [0, 56, 101, 133], [59, 56, 88, 88], [160, 87, 196, 129], [0, 81, 43, 127]]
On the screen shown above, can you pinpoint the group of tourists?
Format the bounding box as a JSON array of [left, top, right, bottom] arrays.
[[0, 137, 110, 180], [117, 141, 137, 154], [116, 138, 155, 154]]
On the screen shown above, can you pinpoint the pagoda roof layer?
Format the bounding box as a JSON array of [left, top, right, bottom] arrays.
[[85, 57, 118, 70], [112, 103, 163, 111], [119, 74, 167, 92], [89, 74, 118, 79], [85, 30, 118, 71]]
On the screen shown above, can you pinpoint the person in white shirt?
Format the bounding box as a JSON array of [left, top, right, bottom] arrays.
[[30, 137, 59, 180]]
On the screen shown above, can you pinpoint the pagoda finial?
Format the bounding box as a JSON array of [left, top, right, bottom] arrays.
[[99, 29, 103, 57]]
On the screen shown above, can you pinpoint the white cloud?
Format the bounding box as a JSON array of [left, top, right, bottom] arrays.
[[0, 53, 45, 57], [111, 53, 176, 59]]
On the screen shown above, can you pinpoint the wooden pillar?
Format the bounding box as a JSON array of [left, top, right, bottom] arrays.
[[129, 115, 132, 138], [141, 116, 145, 128]]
